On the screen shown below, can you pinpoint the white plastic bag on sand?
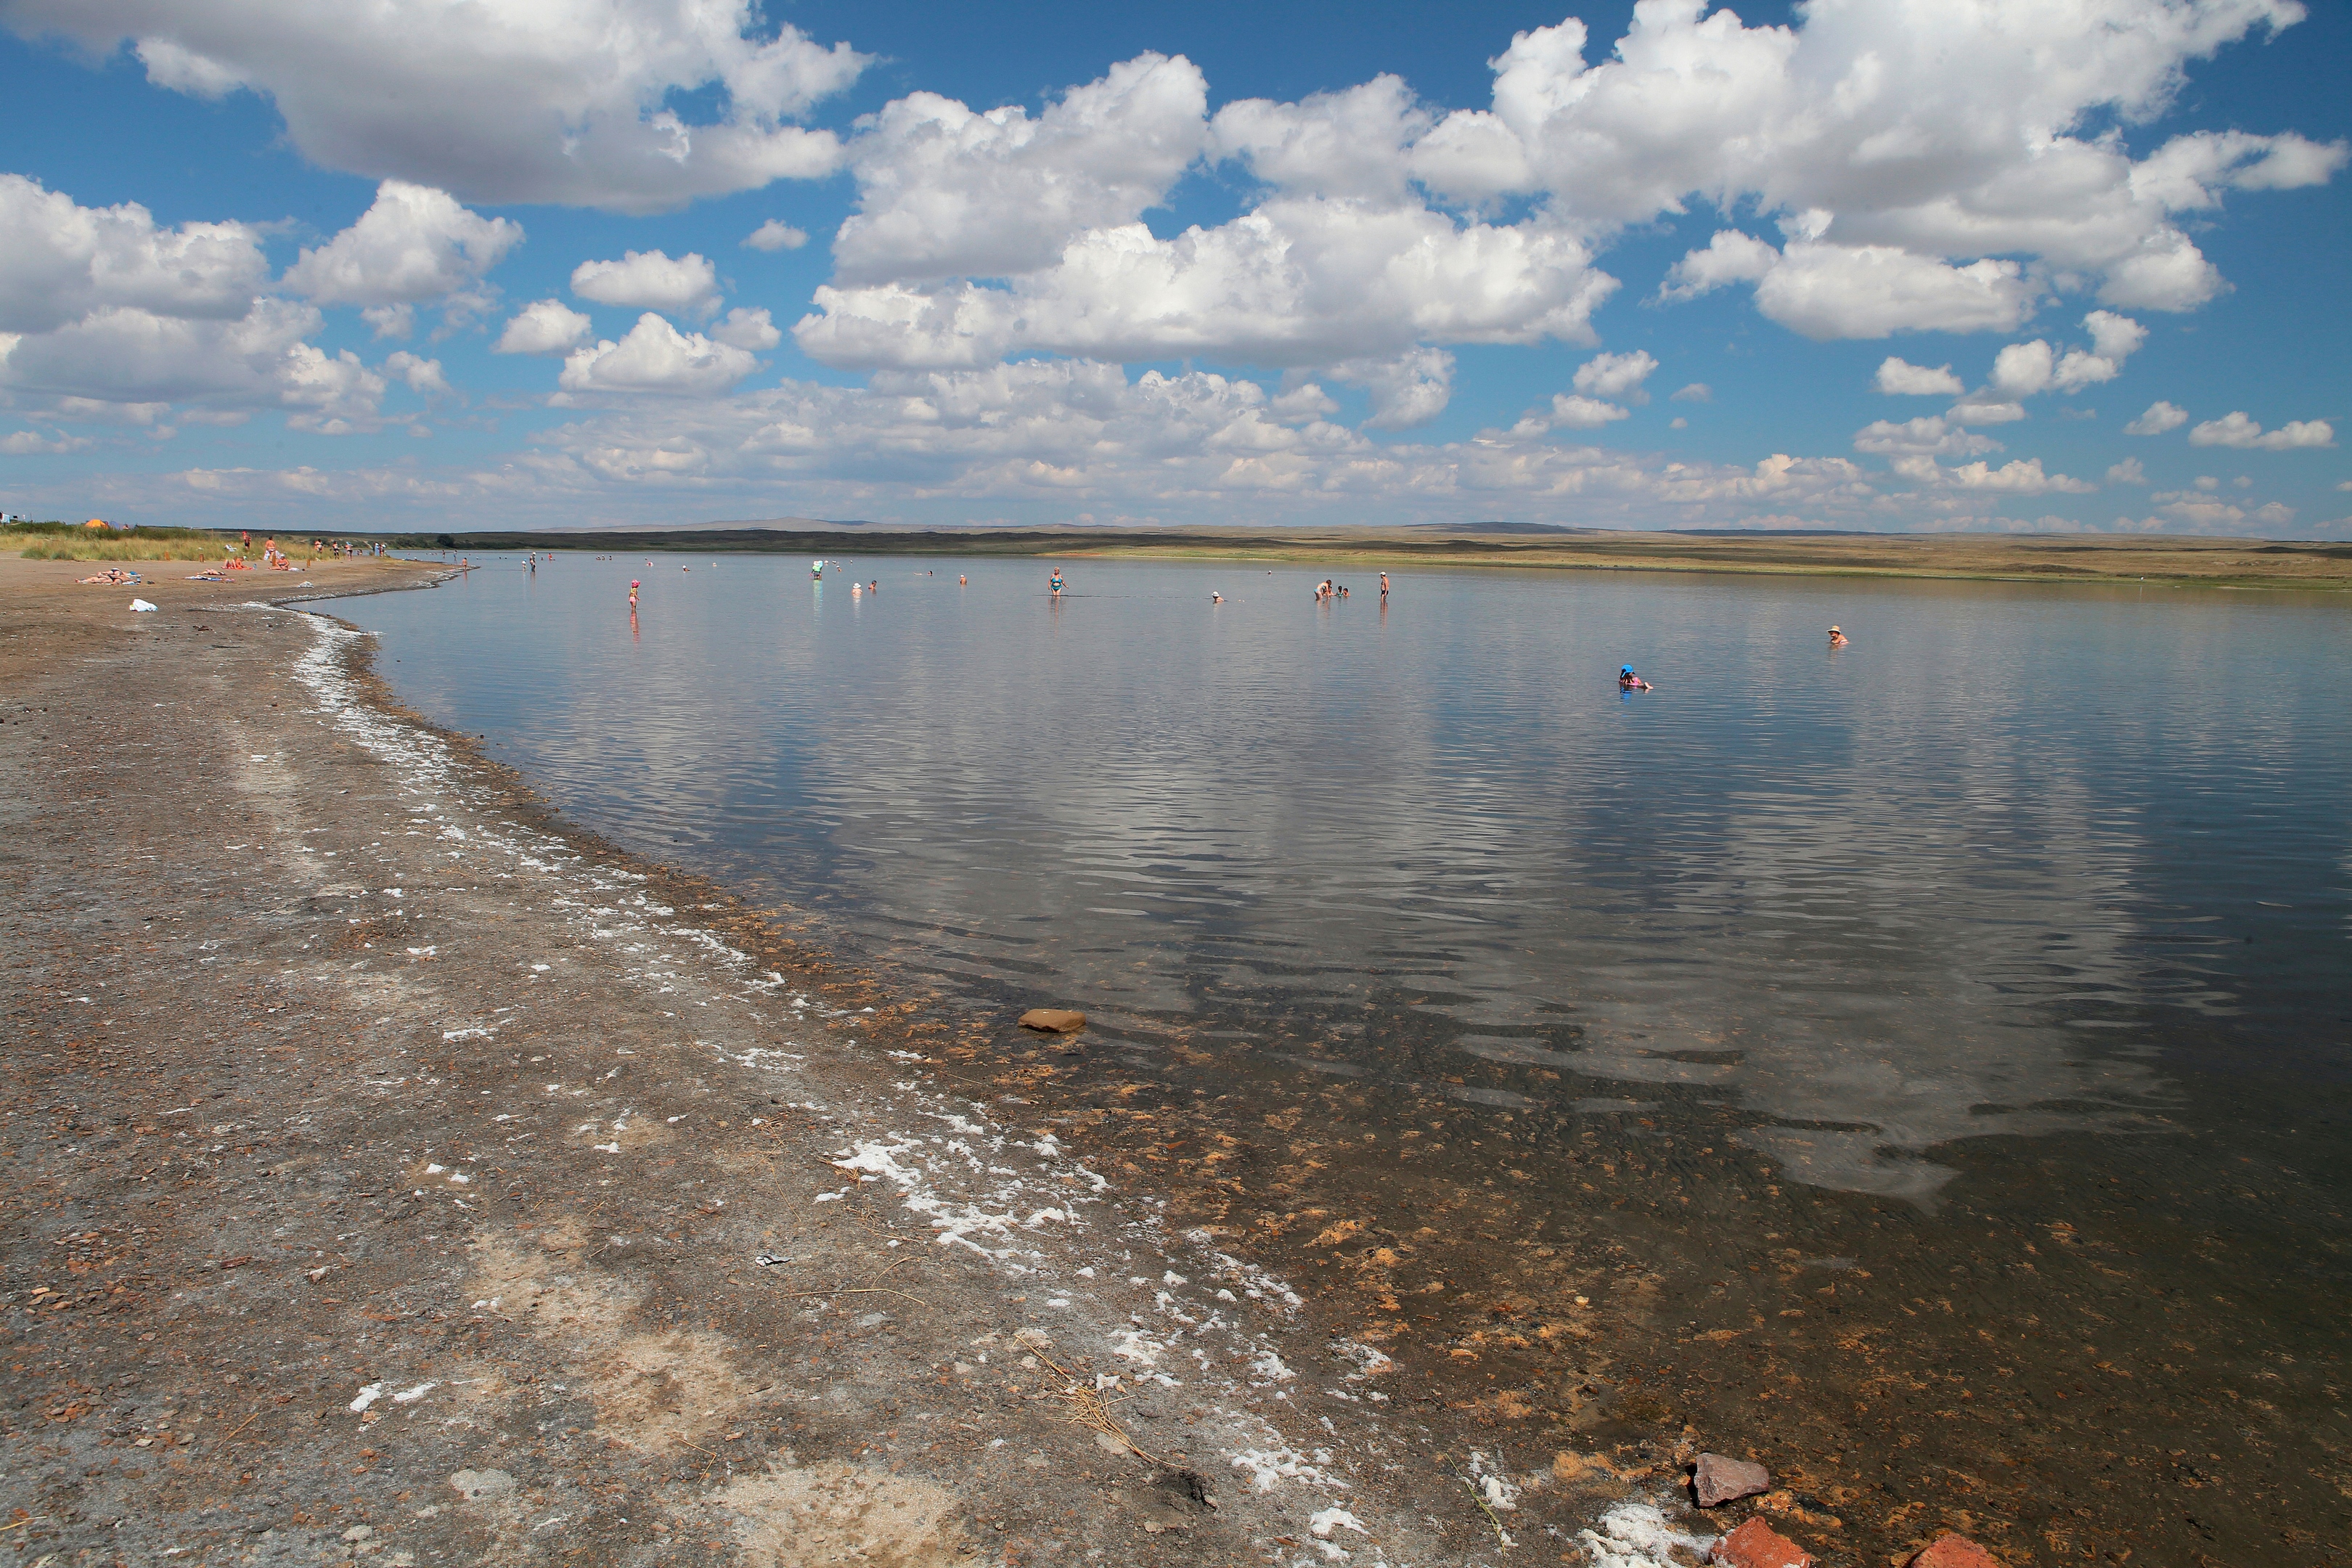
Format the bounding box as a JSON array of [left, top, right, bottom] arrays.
[[130, 599, 158, 612]]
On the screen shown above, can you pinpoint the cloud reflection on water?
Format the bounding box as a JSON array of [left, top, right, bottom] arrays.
[[348, 556, 2350, 1205]]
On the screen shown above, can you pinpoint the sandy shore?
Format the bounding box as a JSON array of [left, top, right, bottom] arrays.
[[0, 558, 1759, 1565]]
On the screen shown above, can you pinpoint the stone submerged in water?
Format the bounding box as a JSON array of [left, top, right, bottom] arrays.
[[1693, 1453, 1773, 1507], [1018, 1008, 1087, 1033], [1710, 1516, 1813, 1568], [1908, 1535, 1999, 1568]]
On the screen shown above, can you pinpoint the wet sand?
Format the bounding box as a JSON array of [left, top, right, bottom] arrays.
[[0, 556, 1738, 1566]]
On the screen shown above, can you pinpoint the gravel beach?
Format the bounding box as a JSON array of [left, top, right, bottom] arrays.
[[0, 558, 1739, 1567]]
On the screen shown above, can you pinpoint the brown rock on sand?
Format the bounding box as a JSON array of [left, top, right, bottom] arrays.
[[1710, 1516, 1813, 1568], [1019, 1007, 1087, 1032], [1693, 1452, 1772, 1506], [1908, 1534, 2000, 1568]]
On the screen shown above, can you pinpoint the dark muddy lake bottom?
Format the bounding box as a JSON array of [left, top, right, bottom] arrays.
[[340, 555, 2352, 1566]]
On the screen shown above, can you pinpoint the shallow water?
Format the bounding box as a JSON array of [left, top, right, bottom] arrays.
[[341, 553, 2352, 1563]]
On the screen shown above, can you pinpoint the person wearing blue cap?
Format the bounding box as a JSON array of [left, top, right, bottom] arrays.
[[1618, 665, 1652, 690]]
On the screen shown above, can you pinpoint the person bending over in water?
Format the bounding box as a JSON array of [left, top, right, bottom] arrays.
[[1618, 665, 1652, 690], [1827, 624, 1850, 647]]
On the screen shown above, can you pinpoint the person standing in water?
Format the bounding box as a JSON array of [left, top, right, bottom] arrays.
[[1379, 572, 1389, 600], [1828, 624, 1850, 647], [628, 579, 639, 610], [812, 558, 823, 580], [1048, 567, 1064, 597]]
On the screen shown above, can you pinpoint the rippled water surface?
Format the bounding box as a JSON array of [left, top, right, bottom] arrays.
[[341, 552, 2352, 1563]]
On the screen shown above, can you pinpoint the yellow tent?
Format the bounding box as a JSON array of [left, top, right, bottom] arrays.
[[84, 518, 110, 530]]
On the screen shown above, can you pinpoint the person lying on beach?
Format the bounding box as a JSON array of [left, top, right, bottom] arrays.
[[78, 568, 142, 584], [1618, 666, 1652, 690]]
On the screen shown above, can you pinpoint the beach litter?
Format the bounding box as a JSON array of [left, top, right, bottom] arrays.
[[130, 599, 158, 612]]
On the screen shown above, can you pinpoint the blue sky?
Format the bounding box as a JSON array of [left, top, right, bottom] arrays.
[[1, 0, 2346, 534]]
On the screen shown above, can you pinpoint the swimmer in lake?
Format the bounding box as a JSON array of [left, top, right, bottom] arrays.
[[958, 575, 967, 586], [1618, 665, 1652, 690], [1828, 624, 1849, 647], [1049, 568, 1064, 597], [1212, 592, 1223, 603]]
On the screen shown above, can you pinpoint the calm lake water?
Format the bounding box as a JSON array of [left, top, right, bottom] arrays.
[[338, 552, 2352, 1564]]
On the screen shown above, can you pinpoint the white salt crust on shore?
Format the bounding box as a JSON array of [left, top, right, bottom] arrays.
[[285, 603, 1715, 1567]]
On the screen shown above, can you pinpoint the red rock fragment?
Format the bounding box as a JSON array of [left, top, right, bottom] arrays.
[[1908, 1534, 1998, 1568], [1693, 1451, 1771, 1506], [1018, 1008, 1086, 1032], [1710, 1516, 1813, 1568]]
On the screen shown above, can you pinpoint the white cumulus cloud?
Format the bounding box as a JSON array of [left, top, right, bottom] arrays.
[[796, 200, 1615, 370], [1546, 393, 1630, 429], [1752, 245, 2033, 340], [711, 306, 782, 351], [1659, 230, 1781, 302], [2188, 411, 2335, 449], [0, 173, 266, 333], [558, 312, 759, 396], [1328, 348, 1455, 430], [1946, 399, 2028, 426], [834, 53, 1209, 285], [2125, 400, 2192, 435], [1853, 416, 2002, 458], [494, 300, 593, 356], [1875, 358, 1966, 396], [382, 350, 450, 399], [744, 220, 809, 252], [281, 181, 521, 314], [571, 250, 721, 316], [1890, 454, 2096, 494], [7, 0, 869, 213], [1572, 349, 1658, 404]]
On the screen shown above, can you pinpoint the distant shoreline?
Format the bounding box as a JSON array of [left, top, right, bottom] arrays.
[[375, 526, 2352, 592]]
